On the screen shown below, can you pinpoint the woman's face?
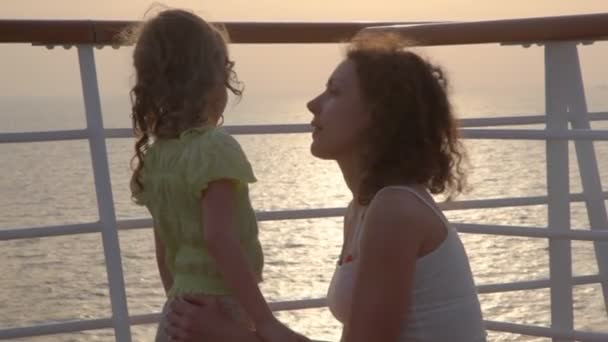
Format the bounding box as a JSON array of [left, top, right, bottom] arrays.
[[307, 59, 372, 161]]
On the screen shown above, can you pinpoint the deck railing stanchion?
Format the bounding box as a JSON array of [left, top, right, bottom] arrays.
[[77, 45, 132, 341], [545, 42, 575, 341], [560, 42, 608, 315]]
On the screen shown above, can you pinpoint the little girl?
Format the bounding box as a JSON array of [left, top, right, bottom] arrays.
[[127, 9, 303, 342]]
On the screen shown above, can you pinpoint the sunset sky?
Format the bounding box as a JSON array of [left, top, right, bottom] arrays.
[[1, 1, 607, 119], [2, 0, 607, 20]]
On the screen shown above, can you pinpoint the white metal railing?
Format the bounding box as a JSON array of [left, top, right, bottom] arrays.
[[2, 24, 608, 342], [5, 201, 608, 242], [2, 119, 608, 144]]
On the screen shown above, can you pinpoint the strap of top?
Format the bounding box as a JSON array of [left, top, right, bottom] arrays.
[[353, 207, 367, 244]]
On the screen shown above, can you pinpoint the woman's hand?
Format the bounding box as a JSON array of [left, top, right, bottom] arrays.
[[166, 296, 259, 342]]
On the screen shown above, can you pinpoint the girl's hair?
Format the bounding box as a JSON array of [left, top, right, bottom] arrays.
[[124, 8, 243, 196], [347, 32, 468, 205]]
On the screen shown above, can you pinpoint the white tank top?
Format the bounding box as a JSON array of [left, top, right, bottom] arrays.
[[327, 186, 487, 341]]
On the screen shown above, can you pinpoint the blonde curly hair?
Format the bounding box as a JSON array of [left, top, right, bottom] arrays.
[[124, 8, 243, 196]]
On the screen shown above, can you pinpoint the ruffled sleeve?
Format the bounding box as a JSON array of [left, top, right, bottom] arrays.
[[184, 128, 256, 199]]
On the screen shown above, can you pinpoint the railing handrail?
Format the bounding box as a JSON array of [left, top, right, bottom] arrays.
[[0, 20, 428, 45], [368, 12, 608, 45], [0, 12, 608, 46], [3, 126, 608, 144], [2, 12, 608, 342], [4, 305, 608, 341]]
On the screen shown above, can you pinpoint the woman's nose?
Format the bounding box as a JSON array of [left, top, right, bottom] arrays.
[[307, 94, 321, 116]]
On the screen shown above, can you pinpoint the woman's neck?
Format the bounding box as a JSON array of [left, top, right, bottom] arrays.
[[337, 154, 428, 204], [337, 153, 363, 200]]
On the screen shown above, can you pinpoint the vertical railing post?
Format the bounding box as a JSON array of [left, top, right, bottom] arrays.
[[77, 45, 132, 342], [545, 42, 575, 341], [558, 42, 608, 314]]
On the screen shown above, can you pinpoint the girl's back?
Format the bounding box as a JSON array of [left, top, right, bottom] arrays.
[[134, 126, 263, 297]]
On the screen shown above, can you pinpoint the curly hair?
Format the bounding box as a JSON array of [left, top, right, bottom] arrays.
[[347, 32, 468, 204], [123, 8, 243, 197]]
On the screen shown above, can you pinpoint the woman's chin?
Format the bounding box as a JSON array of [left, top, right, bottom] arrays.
[[310, 143, 334, 160]]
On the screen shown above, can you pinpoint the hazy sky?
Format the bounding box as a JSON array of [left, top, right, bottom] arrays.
[[1, 1, 607, 118], [2, 0, 607, 20]]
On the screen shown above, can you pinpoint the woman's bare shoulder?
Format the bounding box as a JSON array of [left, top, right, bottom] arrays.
[[362, 187, 441, 247]]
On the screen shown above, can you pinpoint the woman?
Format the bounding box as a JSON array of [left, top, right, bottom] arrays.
[[165, 32, 486, 342]]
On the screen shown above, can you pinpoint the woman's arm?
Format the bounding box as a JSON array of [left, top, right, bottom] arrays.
[[154, 229, 173, 295], [342, 188, 429, 342], [167, 297, 329, 342]]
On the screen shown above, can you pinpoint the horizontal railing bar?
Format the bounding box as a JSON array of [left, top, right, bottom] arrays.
[[1, 13, 608, 46], [461, 112, 608, 127], [484, 320, 608, 342], [455, 223, 608, 241], [103, 128, 132, 138], [462, 115, 546, 127], [116, 208, 347, 231], [477, 275, 604, 294], [5, 220, 608, 243], [115, 218, 151, 231], [4, 298, 608, 340], [441, 195, 550, 210], [104, 124, 314, 138], [4, 112, 608, 144], [128, 313, 159, 326], [97, 218, 608, 241], [80, 115, 608, 137], [0, 129, 88, 143], [256, 208, 345, 221], [0, 298, 328, 339], [0, 317, 113, 340], [64, 127, 608, 140], [269, 298, 328, 312], [366, 12, 608, 46], [461, 128, 608, 140], [586, 111, 608, 122], [0, 20, 429, 45], [3, 191, 608, 241], [0, 222, 100, 241]]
